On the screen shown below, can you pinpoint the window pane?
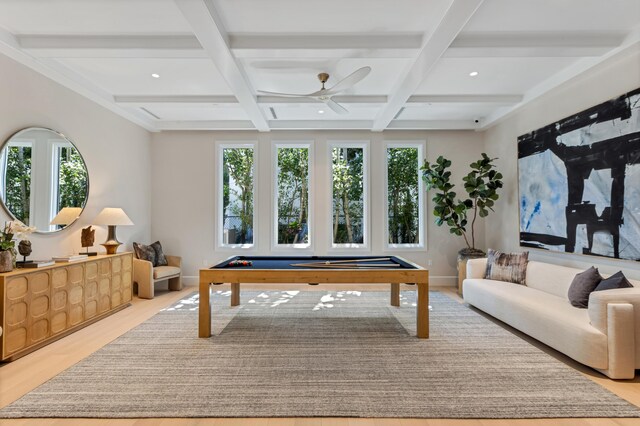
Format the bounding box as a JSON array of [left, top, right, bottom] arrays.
[[57, 146, 88, 212], [222, 148, 254, 245], [276, 147, 309, 245], [387, 147, 419, 244], [332, 147, 364, 244], [4, 145, 32, 224]]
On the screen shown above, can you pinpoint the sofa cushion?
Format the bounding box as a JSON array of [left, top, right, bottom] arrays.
[[463, 278, 608, 369], [594, 271, 633, 292], [484, 249, 529, 284], [153, 266, 181, 280], [133, 242, 156, 266], [150, 241, 168, 266], [568, 266, 603, 308]]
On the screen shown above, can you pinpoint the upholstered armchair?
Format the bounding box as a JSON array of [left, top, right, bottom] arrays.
[[133, 254, 183, 299]]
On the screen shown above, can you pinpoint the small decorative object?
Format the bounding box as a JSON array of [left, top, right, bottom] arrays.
[[15, 221, 36, 266], [421, 153, 503, 260], [93, 208, 134, 254], [81, 225, 97, 256], [228, 259, 253, 267], [0, 220, 35, 272], [18, 240, 32, 261]]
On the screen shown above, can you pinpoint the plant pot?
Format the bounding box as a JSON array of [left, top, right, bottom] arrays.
[[457, 248, 486, 262], [0, 250, 14, 273], [456, 248, 486, 296]]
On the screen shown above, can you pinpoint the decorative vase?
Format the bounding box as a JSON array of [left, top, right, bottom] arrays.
[[456, 248, 486, 296], [0, 250, 13, 272]]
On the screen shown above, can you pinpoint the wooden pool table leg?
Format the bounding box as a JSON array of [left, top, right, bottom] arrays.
[[416, 281, 429, 338], [231, 283, 240, 306], [390, 283, 400, 307], [199, 280, 212, 338]]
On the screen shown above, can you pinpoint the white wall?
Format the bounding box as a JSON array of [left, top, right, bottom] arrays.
[[483, 45, 640, 279], [0, 53, 152, 259], [151, 130, 487, 284]]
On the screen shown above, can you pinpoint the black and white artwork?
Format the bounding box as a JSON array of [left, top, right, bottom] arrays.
[[518, 88, 640, 261]]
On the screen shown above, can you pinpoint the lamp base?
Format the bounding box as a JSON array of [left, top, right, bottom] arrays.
[[101, 242, 121, 255], [102, 225, 122, 255], [80, 251, 98, 257]]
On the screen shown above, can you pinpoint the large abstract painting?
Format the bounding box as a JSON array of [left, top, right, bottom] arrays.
[[518, 87, 640, 261]]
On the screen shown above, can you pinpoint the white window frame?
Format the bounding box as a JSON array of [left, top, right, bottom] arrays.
[[216, 142, 257, 251], [328, 140, 370, 252], [384, 141, 426, 250], [272, 141, 314, 251]]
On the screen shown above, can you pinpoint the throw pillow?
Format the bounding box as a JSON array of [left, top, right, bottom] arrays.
[[150, 241, 168, 267], [133, 242, 157, 266], [483, 248, 529, 285], [567, 266, 603, 308], [594, 271, 633, 292]]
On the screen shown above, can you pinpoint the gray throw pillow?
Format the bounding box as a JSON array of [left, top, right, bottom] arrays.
[[568, 266, 603, 308], [594, 271, 632, 292], [484, 248, 529, 285], [150, 241, 168, 267], [133, 242, 156, 266]]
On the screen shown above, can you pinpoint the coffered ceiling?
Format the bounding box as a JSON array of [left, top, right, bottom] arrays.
[[0, 0, 638, 132]]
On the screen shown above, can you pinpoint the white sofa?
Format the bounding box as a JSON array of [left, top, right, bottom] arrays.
[[463, 258, 640, 379]]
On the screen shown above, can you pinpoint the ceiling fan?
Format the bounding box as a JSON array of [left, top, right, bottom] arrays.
[[257, 66, 371, 115]]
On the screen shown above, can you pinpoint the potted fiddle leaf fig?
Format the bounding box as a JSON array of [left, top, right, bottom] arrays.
[[421, 153, 503, 261]]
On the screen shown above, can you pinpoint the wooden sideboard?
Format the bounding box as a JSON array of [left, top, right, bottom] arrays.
[[0, 252, 132, 361]]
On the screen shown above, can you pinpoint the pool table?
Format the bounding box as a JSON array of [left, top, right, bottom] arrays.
[[198, 255, 429, 339]]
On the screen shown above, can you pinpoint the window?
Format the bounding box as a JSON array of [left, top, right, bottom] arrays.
[[330, 142, 368, 248], [274, 143, 311, 248], [218, 144, 255, 248], [386, 144, 424, 248]]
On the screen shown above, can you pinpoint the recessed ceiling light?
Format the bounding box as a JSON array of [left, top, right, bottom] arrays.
[[318, 110, 325, 114], [469, 71, 479, 77], [151, 73, 160, 78]]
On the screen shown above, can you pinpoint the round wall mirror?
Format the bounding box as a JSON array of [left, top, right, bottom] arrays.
[[0, 127, 89, 233]]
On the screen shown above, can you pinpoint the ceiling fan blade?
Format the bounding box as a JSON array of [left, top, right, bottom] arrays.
[[257, 90, 309, 98], [324, 98, 349, 115], [322, 66, 371, 96]]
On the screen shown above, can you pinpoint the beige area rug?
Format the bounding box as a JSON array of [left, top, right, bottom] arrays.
[[1, 290, 639, 419]]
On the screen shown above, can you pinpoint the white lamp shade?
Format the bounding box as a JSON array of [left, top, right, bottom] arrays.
[[50, 207, 82, 225], [93, 208, 134, 226]]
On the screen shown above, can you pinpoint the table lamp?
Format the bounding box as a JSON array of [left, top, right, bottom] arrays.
[[93, 207, 134, 254], [50, 207, 82, 230]]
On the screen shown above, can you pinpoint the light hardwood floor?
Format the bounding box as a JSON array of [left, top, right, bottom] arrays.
[[1, 283, 639, 426]]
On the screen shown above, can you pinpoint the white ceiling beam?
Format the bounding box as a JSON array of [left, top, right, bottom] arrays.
[[0, 28, 157, 132], [259, 95, 388, 104], [115, 95, 238, 104], [269, 120, 374, 130], [174, 0, 269, 131], [387, 120, 476, 130], [17, 34, 205, 58], [114, 95, 388, 105], [155, 119, 478, 131], [372, 0, 484, 132], [446, 31, 626, 58], [407, 94, 522, 104], [156, 120, 256, 130], [231, 33, 421, 59], [115, 94, 519, 106]]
